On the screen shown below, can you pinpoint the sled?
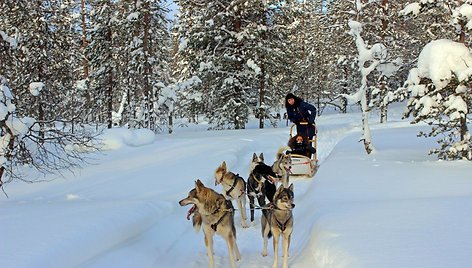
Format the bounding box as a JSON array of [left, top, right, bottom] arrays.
[[289, 122, 318, 178]]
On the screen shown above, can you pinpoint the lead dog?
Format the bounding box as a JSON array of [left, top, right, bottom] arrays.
[[261, 183, 295, 268], [179, 179, 241, 268], [214, 161, 249, 228]]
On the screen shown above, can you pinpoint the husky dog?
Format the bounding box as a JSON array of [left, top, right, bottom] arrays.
[[214, 161, 249, 228], [249, 152, 265, 174], [247, 153, 277, 222], [261, 184, 295, 268], [271, 146, 292, 188], [179, 179, 241, 268]]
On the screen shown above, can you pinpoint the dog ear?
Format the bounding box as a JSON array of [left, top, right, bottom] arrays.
[[289, 183, 294, 192], [195, 179, 204, 192], [222, 161, 227, 170], [259, 153, 264, 162], [252, 153, 257, 161]]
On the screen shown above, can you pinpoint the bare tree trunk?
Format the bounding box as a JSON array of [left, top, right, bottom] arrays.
[[233, 15, 244, 130], [81, 0, 89, 79], [360, 85, 374, 154], [379, 0, 388, 124], [259, 58, 265, 129], [380, 105, 388, 123], [459, 20, 466, 43], [107, 72, 113, 129], [143, 1, 152, 129], [0, 122, 14, 190], [341, 82, 348, 113], [106, 26, 113, 129], [460, 116, 470, 159], [168, 113, 173, 134], [379, 79, 388, 123]]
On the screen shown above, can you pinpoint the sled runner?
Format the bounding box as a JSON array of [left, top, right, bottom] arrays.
[[288, 122, 318, 177]]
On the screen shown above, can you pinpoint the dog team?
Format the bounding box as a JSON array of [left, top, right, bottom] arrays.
[[179, 146, 295, 268]]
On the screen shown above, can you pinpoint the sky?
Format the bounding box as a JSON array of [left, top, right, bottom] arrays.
[[1, 103, 471, 268], [165, 0, 178, 20]]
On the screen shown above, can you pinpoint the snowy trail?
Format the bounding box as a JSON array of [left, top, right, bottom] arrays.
[[3, 107, 472, 268], [0, 114, 359, 268], [73, 119, 358, 268], [0, 109, 366, 268]]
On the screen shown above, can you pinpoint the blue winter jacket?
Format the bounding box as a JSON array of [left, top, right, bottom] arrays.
[[287, 100, 316, 124]]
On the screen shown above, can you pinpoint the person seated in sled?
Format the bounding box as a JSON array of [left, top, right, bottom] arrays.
[[288, 134, 315, 158]]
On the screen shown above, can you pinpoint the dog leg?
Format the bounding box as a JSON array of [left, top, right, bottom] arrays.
[[238, 197, 249, 228], [272, 231, 280, 268], [226, 239, 236, 268], [257, 193, 266, 208], [224, 230, 240, 268], [248, 195, 256, 222], [203, 227, 215, 268], [282, 233, 291, 268], [231, 232, 241, 262], [261, 216, 270, 257]]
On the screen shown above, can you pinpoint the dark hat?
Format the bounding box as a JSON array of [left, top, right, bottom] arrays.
[[285, 93, 296, 100]]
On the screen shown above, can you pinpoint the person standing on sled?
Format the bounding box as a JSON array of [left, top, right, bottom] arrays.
[[285, 93, 317, 140]]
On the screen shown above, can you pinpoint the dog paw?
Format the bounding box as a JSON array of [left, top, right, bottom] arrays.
[[262, 251, 268, 257]]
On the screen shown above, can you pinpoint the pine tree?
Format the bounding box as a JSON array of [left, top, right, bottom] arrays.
[[174, 0, 301, 129], [323, 0, 360, 114], [174, 0, 256, 129], [1, 0, 85, 128], [400, 1, 472, 160], [115, 0, 171, 131], [1, 17, 97, 193], [87, 0, 121, 128]]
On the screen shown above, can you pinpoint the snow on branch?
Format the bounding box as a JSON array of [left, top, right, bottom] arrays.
[[403, 39, 472, 160], [0, 30, 18, 49], [406, 39, 472, 90]]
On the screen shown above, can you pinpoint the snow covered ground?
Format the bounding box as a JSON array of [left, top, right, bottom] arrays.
[[1, 103, 471, 268]]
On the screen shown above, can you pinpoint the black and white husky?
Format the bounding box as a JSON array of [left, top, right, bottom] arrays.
[[246, 146, 292, 222], [247, 152, 277, 222]]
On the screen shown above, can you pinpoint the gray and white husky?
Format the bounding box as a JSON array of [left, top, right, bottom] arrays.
[[179, 179, 241, 268], [261, 183, 295, 268], [271, 146, 292, 188]]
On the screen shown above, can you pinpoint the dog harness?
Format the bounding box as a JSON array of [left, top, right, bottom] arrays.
[[271, 205, 292, 232], [211, 211, 228, 231], [225, 174, 245, 198], [274, 216, 292, 232], [210, 200, 234, 231]]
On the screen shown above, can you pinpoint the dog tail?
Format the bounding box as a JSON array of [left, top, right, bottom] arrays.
[[276, 145, 291, 159], [192, 211, 202, 232]]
